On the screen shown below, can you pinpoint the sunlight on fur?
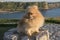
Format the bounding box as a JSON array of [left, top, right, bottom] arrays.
[[17, 5, 45, 36]]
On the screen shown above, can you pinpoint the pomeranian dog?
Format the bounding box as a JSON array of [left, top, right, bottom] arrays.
[[17, 5, 45, 36]]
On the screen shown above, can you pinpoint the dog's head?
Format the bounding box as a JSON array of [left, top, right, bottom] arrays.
[[24, 5, 40, 19]]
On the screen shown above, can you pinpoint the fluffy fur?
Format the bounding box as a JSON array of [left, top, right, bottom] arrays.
[[17, 5, 45, 36]]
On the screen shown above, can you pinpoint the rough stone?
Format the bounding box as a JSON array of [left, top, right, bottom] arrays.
[[3, 28, 49, 40], [3, 23, 60, 40]]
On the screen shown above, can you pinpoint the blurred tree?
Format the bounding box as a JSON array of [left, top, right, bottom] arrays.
[[0, 2, 46, 11]]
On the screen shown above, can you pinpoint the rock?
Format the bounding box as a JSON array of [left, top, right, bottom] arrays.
[[42, 23, 60, 40], [21, 36, 29, 40], [3, 24, 60, 40], [36, 30, 49, 40], [3, 28, 49, 40], [3, 28, 18, 40]]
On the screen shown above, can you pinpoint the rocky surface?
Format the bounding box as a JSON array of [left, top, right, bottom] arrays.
[[42, 23, 60, 40], [3, 23, 60, 40]]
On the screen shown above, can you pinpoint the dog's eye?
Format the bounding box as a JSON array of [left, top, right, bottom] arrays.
[[28, 12, 33, 15]]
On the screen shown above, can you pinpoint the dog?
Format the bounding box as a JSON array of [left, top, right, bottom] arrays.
[[17, 5, 45, 36]]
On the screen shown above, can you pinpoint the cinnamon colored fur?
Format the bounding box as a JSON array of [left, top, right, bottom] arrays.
[[17, 5, 45, 36]]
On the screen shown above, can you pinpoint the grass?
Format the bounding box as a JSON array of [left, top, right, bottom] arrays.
[[0, 19, 19, 23], [0, 18, 60, 24], [45, 17, 60, 24]]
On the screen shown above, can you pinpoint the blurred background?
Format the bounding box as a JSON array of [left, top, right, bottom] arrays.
[[0, 2, 60, 40]]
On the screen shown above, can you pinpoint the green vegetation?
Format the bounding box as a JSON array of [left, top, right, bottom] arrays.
[[0, 19, 18, 40], [0, 2, 47, 12], [45, 17, 60, 24], [0, 19, 19, 23], [0, 18, 60, 24]]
